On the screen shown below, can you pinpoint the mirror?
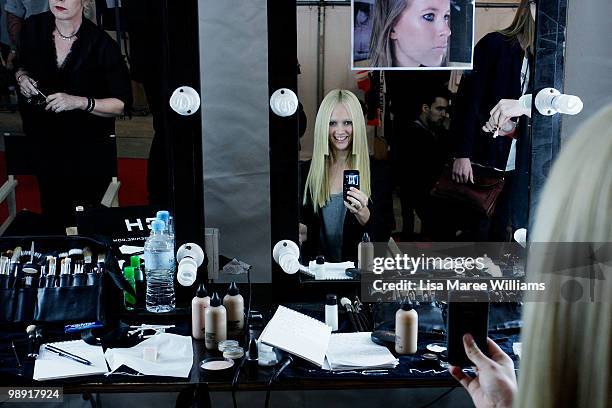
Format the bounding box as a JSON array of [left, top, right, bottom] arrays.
[[0, 1, 177, 236], [296, 0, 535, 279]]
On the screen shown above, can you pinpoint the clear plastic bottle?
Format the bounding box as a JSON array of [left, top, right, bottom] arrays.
[[144, 220, 176, 312], [156, 210, 175, 247]]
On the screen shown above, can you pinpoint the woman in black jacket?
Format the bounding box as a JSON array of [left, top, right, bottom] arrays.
[[15, 0, 132, 225], [451, 0, 536, 241]]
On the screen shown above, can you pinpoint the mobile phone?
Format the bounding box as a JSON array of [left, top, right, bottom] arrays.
[[446, 290, 489, 367], [343, 170, 360, 202]]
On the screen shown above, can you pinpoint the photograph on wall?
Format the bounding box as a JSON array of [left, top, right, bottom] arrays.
[[352, 0, 475, 70]]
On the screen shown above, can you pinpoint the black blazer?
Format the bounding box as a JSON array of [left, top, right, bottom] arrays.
[[299, 158, 393, 264], [452, 32, 528, 170]]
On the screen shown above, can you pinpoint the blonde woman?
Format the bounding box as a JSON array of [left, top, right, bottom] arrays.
[[449, 104, 612, 408], [299, 89, 392, 263], [369, 0, 451, 67]]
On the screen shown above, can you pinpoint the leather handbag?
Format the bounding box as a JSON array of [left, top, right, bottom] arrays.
[[431, 163, 505, 218]]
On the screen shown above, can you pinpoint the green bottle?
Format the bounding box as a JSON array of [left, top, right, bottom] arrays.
[[123, 266, 137, 311]]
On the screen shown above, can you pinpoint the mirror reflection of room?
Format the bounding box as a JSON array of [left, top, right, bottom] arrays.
[[0, 0, 170, 234], [298, 0, 532, 259]]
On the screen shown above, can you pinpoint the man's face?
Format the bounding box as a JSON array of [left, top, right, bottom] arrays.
[[425, 97, 448, 126]]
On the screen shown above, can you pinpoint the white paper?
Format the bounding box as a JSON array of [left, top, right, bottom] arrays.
[[104, 333, 193, 378], [259, 305, 331, 367], [325, 332, 399, 371], [34, 340, 109, 381]]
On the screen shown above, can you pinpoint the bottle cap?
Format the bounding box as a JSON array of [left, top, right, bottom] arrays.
[[196, 283, 208, 298], [326, 294, 337, 306], [400, 301, 413, 311], [210, 292, 222, 307], [248, 337, 258, 361], [130, 255, 141, 268], [151, 220, 165, 232], [227, 282, 240, 296], [316, 255, 325, 265], [156, 210, 170, 222], [361, 233, 371, 243], [123, 266, 135, 280]]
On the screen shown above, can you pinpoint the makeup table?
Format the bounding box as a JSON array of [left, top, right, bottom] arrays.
[[0, 303, 521, 397]]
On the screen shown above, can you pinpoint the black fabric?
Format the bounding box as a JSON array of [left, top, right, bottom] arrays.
[[299, 158, 394, 263], [392, 119, 452, 239], [18, 12, 132, 222], [452, 32, 525, 169]]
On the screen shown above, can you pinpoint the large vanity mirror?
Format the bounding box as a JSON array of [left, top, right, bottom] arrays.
[[295, 0, 539, 283], [0, 1, 178, 236]]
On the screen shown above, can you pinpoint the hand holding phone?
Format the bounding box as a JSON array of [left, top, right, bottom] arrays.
[[448, 335, 517, 408]]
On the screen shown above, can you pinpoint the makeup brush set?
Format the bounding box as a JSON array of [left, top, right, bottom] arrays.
[[0, 236, 127, 324]]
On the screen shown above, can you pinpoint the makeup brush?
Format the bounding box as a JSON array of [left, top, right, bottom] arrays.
[[22, 242, 38, 274], [10, 246, 22, 288], [45, 256, 57, 288]]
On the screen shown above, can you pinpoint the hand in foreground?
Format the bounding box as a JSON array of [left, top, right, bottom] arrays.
[[344, 187, 370, 226], [45, 93, 87, 113], [448, 334, 517, 408], [452, 158, 473, 184]]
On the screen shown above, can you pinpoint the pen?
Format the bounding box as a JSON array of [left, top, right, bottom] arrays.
[[44, 344, 92, 366]]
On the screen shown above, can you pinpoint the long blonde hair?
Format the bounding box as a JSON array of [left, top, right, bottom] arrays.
[[369, 0, 412, 67], [516, 105, 612, 408], [499, 0, 535, 54], [303, 89, 371, 212]]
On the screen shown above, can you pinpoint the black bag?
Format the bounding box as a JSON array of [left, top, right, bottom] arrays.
[[0, 236, 131, 325]]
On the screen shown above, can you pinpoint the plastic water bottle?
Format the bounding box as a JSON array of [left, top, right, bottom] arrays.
[[144, 220, 176, 313], [156, 210, 175, 247]]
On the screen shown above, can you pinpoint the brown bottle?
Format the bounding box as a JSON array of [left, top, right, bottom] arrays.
[[205, 292, 227, 350], [191, 284, 210, 340], [395, 301, 418, 355], [223, 282, 244, 338]]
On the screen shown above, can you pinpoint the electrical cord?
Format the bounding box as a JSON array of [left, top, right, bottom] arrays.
[[231, 356, 248, 408], [264, 355, 293, 408], [231, 266, 252, 408], [417, 387, 456, 408]]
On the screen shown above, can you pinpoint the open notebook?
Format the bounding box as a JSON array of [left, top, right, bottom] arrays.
[[34, 340, 108, 381], [259, 305, 332, 367]]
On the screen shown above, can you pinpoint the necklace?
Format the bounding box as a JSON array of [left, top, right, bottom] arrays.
[[55, 24, 78, 41]]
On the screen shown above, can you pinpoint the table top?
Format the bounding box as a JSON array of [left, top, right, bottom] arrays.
[[0, 303, 521, 394]]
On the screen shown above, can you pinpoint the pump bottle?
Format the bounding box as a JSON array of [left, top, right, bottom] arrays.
[[395, 301, 418, 354], [223, 282, 244, 338], [191, 284, 210, 339], [205, 293, 227, 350]]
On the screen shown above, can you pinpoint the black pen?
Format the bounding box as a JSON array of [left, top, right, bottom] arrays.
[[44, 344, 92, 366]]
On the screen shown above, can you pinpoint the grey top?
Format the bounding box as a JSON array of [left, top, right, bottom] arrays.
[[319, 193, 347, 262]]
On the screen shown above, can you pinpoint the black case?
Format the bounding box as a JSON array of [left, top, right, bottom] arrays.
[[0, 236, 131, 325]]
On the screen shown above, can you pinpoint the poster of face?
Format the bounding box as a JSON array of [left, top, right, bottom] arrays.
[[352, 0, 475, 70]]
